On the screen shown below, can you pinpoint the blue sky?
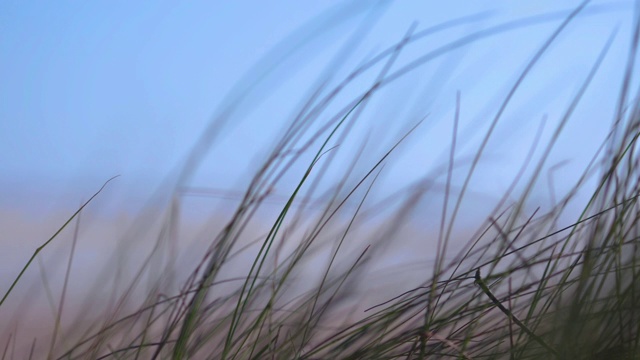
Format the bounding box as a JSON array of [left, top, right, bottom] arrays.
[[0, 0, 636, 218]]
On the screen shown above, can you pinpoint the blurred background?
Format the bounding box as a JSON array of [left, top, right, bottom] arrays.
[[0, 0, 637, 350]]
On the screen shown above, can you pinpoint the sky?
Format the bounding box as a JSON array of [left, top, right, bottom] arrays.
[[1, 0, 636, 218], [0, 1, 634, 228]]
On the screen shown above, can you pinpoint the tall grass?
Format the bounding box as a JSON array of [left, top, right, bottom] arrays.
[[3, 2, 640, 359]]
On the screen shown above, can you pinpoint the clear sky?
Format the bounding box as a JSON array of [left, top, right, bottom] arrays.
[[0, 0, 635, 218]]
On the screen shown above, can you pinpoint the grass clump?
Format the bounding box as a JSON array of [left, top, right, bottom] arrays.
[[3, 2, 640, 359]]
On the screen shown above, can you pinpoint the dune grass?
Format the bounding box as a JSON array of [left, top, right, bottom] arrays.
[[3, 2, 640, 359]]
